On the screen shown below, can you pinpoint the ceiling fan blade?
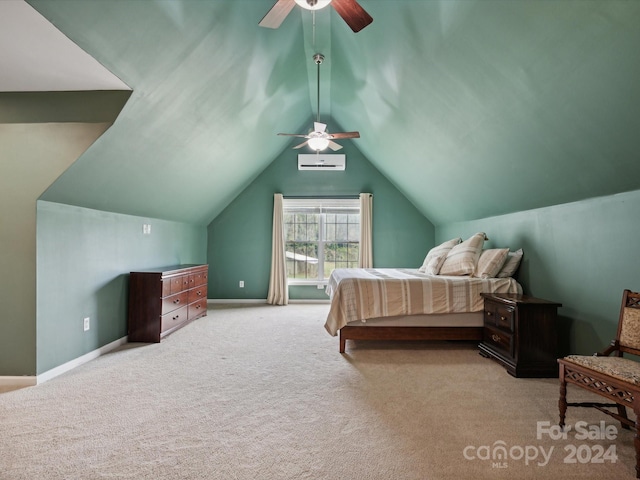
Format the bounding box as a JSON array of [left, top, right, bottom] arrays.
[[278, 133, 309, 138], [331, 0, 373, 33], [314, 122, 327, 133], [329, 131, 360, 139], [328, 141, 343, 151], [293, 140, 309, 149], [259, 0, 296, 29]]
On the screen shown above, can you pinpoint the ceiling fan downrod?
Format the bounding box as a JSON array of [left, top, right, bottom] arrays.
[[314, 53, 324, 123]]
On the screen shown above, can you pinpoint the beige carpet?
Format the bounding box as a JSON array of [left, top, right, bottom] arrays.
[[0, 303, 636, 479]]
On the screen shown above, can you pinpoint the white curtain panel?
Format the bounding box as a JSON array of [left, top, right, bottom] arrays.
[[359, 193, 373, 268], [267, 193, 289, 305]]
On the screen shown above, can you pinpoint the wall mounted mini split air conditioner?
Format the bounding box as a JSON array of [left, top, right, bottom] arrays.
[[298, 154, 346, 171]]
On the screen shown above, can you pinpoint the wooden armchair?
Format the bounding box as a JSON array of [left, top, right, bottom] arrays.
[[558, 289, 640, 478]]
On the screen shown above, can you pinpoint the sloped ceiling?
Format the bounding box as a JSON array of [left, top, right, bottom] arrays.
[[20, 0, 640, 226]]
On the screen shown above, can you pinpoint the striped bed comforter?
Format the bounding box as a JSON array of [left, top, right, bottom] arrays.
[[324, 268, 522, 336]]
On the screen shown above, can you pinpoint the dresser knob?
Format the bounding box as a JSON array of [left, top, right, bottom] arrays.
[[174, 299, 180, 304], [500, 316, 506, 321], [491, 334, 500, 342], [487, 311, 493, 316]]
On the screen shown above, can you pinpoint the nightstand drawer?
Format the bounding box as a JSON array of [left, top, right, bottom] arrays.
[[485, 303, 515, 332], [484, 326, 513, 357]]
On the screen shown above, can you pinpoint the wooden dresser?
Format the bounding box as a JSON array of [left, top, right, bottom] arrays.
[[478, 293, 561, 378], [128, 264, 208, 343]]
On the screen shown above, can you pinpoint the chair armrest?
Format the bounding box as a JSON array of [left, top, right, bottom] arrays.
[[595, 340, 620, 357]]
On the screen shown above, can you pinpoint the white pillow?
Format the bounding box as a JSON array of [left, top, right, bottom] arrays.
[[497, 249, 524, 278], [473, 248, 509, 279], [439, 232, 486, 276], [418, 237, 462, 275]]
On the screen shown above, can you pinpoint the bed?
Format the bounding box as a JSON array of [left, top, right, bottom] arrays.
[[324, 268, 523, 352]]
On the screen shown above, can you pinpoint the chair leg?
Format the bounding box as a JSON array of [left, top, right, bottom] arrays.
[[559, 364, 567, 428], [634, 398, 640, 479], [617, 404, 631, 430]]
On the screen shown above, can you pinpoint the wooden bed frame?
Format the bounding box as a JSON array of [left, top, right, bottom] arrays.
[[339, 325, 483, 353]]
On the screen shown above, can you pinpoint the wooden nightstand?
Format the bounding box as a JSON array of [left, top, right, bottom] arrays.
[[478, 293, 562, 378]]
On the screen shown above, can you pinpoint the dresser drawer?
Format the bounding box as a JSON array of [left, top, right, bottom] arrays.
[[188, 298, 207, 319], [161, 291, 189, 315], [189, 270, 208, 288], [188, 285, 207, 303], [161, 305, 188, 333], [484, 326, 514, 358], [171, 275, 190, 294]]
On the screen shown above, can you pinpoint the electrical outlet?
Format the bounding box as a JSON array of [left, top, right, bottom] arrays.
[[317, 284, 324, 289], [239, 280, 244, 288], [142, 224, 151, 235], [83, 317, 90, 331]]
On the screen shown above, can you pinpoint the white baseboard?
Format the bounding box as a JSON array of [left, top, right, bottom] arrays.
[[207, 298, 329, 305], [36, 336, 128, 385], [289, 299, 330, 304], [207, 299, 267, 304], [0, 376, 37, 389]]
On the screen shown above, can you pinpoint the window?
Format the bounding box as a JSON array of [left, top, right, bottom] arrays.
[[283, 198, 360, 283]]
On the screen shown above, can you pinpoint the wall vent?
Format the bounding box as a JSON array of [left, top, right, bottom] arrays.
[[298, 154, 345, 171]]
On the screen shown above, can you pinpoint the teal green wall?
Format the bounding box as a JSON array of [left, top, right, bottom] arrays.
[[36, 201, 207, 374], [207, 141, 435, 300], [437, 189, 640, 355]]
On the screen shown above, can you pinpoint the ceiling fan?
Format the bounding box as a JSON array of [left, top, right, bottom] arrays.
[[278, 53, 360, 152], [259, 0, 373, 33]]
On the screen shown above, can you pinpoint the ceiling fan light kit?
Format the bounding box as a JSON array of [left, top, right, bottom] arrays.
[[294, 0, 332, 11], [307, 136, 330, 151]]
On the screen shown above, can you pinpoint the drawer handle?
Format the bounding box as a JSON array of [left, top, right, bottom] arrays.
[[486, 311, 492, 316], [196, 290, 202, 296], [500, 316, 506, 321], [195, 304, 201, 309], [173, 299, 180, 304], [491, 334, 501, 343], [173, 314, 180, 321]]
